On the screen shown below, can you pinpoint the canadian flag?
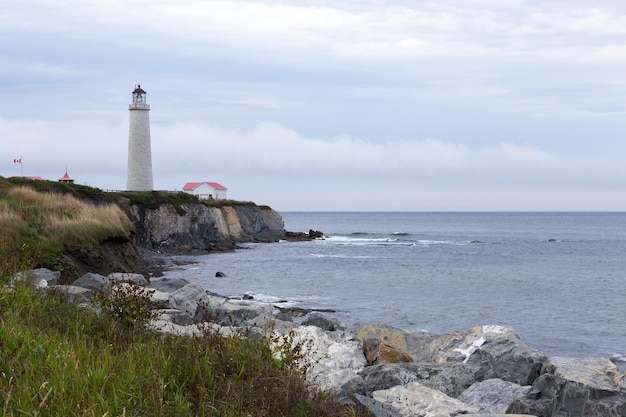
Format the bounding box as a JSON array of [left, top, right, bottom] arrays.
[[13, 158, 22, 164]]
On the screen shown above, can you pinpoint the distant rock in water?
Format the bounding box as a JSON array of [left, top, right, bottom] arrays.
[[308, 229, 324, 238], [284, 229, 324, 241]]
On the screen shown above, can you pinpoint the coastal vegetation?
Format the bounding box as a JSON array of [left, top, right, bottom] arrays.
[[0, 178, 358, 416], [0, 280, 356, 416]]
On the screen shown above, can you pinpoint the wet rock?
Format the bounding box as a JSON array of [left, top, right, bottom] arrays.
[[284, 229, 325, 241]]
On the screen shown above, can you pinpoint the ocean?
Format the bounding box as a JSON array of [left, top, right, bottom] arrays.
[[163, 212, 626, 362]]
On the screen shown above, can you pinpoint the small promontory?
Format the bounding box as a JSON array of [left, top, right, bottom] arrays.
[[0, 177, 292, 281]]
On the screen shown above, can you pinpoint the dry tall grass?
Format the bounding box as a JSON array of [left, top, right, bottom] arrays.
[[0, 186, 134, 275]]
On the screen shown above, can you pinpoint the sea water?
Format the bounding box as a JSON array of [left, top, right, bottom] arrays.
[[164, 212, 626, 361]]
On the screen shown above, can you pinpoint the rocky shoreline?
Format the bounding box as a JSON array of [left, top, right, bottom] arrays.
[[14, 267, 626, 417]]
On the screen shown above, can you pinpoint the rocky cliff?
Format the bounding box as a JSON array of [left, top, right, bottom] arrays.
[[124, 201, 286, 253]]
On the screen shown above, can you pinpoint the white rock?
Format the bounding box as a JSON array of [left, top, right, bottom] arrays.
[[169, 283, 209, 316], [107, 272, 147, 286], [150, 319, 238, 338], [270, 325, 366, 393], [372, 382, 480, 417], [149, 289, 174, 309]]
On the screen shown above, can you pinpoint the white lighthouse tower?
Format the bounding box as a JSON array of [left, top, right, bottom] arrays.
[[126, 85, 153, 191]]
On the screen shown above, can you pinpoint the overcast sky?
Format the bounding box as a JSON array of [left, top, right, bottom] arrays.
[[1, 0, 625, 211]]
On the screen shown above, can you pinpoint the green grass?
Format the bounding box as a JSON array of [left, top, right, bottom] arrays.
[[0, 281, 359, 417]]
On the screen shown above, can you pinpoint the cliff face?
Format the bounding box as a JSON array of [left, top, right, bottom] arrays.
[[126, 202, 286, 253], [63, 238, 148, 279]]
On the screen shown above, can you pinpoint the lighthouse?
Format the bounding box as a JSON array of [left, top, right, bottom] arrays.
[[126, 85, 153, 191]]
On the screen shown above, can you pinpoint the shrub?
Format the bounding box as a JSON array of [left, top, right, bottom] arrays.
[[95, 282, 156, 335]]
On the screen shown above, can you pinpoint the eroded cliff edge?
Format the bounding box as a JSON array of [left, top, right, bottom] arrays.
[[121, 199, 286, 254]]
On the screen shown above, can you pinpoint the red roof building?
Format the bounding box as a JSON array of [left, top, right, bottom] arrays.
[[182, 182, 228, 200]]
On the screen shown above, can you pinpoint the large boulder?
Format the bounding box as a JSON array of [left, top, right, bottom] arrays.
[[301, 312, 347, 332], [420, 325, 546, 395], [107, 272, 148, 287], [46, 285, 94, 304], [11, 268, 61, 287], [360, 363, 430, 394], [508, 356, 626, 417], [347, 324, 547, 399], [343, 393, 402, 417], [372, 381, 480, 417], [147, 277, 191, 292], [457, 378, 531, 414], [197, 295, 277, 325], [464, 415, 537, 417], [72, 272, 107, 292], [167, 282, 210, 318], [543, 356, 623, 391], [353, 323, 436, 358], [153, 308, 193, 326], [148, 289, 176, 310], [271, 325, 367, 394], [361, 338, 414, 366]]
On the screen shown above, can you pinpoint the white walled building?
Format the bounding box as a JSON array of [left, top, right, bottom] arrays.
[[126, 85, 153, 191], [182, 182, 228, 200]]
